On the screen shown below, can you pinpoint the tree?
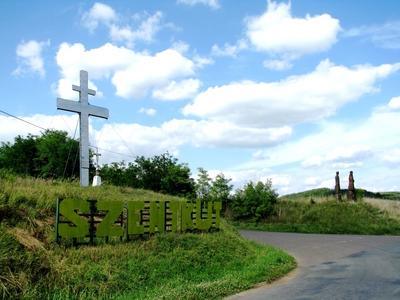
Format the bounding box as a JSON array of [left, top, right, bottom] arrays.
[[231, 180, 278, 221], [100, 153, 195, 198], [195, 168, 212, 201], [0, 134, 38, 176], [210, 173, 233, 212], [0, 130, 82, 179], [36, 130, 80, 178]]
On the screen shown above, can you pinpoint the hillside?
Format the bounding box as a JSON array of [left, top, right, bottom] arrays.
[[280, 188, 400, 201], [234, 187, 400, 235], [0, 172, 295, 299]]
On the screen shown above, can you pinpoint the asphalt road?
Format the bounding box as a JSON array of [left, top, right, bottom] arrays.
[[228, 231, 400, 300]]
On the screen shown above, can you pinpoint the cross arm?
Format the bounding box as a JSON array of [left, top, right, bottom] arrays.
[[88, 104, 109, 119], [57, 98, 82, 113], [72, 85, 96, 96]]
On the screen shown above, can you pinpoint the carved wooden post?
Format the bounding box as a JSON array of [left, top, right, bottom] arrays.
[[347, 171, 356, 201], [335, 171, 342, 201]]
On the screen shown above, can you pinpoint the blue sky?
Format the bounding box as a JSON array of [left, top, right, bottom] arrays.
[[1, 0, 400, 194]]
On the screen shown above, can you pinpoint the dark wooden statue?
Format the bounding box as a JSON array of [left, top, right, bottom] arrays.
[[347, 171, 356, 201], [335, 171, 341, 201]]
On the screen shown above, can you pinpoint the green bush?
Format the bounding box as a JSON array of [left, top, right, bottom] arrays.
[[231, 180, 278, 221]]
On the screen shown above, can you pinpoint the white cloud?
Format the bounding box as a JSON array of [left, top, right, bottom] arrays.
[[1, 113, 289, 165], [0, 114, 79, 143], [193, 55, 214, 68], [93, 119, 292, 163], [252, 150, 270, 161], [304, 176, 319, 186], [325, 145, 372, 163], [112, 49, 196, 99], [211, 39, 248, 57], [56, 42, 199, 101], [82, 2, 117, 32], [228, 106, 400, 194], [388, 96, 400, 110], [13, 40, 49, 77], [152, 79, 201, 100], [382, 148, 400, 165], [263, 58, 292, 71], [172, 41, 190, 54], [139, 108, 157, 116], [183, 60, 400, 127], [301, 145, 371, 168], [246, 1, 340, 64], [345, 21, 400, 49], [177, 0, 220, 9], [161, 119, 291, 147], [82, 3, 163, 47], [301, 156, 323, 168], [109, 11, 163, 47], [245, 110, 400, 170]]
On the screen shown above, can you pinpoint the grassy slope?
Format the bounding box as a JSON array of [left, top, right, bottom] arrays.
[[0, 173, 295, 299], [234, 200, 400, 235], [236, 188, 400, 235], [280, 187, 400, 201]]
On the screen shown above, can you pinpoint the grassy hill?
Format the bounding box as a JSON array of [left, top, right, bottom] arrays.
[[234, 187, 400, 235], [0, 172, 295, 299], [280, 187, 400, 201]]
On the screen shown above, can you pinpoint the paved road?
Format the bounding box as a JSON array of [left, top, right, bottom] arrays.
[[228, 231, 400, 300]]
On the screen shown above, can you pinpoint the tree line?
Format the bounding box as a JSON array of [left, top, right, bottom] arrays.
[[0, 130, 278, 220]]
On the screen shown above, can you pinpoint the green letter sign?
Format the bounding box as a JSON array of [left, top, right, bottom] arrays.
[[56, 198, 221, 244]]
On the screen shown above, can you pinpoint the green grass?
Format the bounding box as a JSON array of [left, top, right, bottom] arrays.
[[234, 200, 400, 235], [0, 173, 296, 299]]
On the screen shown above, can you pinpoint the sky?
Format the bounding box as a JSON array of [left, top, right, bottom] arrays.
[[1, 0, 400, 194]]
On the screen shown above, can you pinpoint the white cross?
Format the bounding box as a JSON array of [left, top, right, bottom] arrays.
[[57, 70, 109, 187]]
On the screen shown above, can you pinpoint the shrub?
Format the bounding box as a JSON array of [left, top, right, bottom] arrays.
[[231, 180, 278, 221]]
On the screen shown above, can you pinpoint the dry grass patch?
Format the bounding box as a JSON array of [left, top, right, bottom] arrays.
[[364, 197, 400, 220]]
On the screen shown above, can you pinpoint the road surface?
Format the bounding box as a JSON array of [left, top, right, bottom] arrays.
[[228, 231, 400, 300]]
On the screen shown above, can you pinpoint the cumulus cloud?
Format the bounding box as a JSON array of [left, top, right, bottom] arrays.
[[183, 60, 400, 127], [245, 108, 400, 170], [55, 42, 200, 101], [139, 108, 157, 116], [177, 0, 220, 9], [0, 112, 290, 165], [225, 105, 400, 194], [152, 79, 201, 100], [301, 145, 371, 168], [388, 96, 400, 110], [345, 21, 400, 49], [304, 176, 319, 187], [109, 11, 163, 47], [211, 39, 248, 57], [382, 148, 400, 165], [95, 119, 291, 162], [82, 2, 117, 32], [245, 1, 340, 66], [263, 59, 292, 71], [0, 114, 79, 143], [13, 40, 49, 77], [82, 3, 163, 47]]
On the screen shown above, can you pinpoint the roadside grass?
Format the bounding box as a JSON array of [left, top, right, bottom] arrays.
[[364, 197, 400, 220], [234, 200, 400, 235], [1, 173, 296, 299]]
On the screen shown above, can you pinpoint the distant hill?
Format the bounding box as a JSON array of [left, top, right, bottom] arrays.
[[280, 188, 400, 201]]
